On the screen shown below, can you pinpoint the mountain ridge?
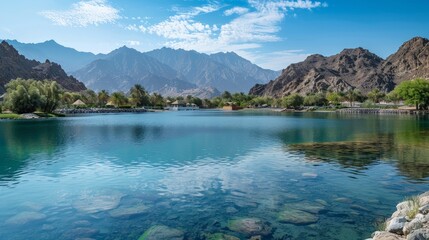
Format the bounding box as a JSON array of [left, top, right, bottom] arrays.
[[0, 41, 86, 94], [249, 37, 429, 97]]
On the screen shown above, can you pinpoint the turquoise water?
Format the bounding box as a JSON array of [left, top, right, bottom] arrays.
[[0, 111, 428, 239]]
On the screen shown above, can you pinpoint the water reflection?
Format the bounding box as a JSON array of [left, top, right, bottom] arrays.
[[280, 115, 429, 180], [0, 120, 66, 183]]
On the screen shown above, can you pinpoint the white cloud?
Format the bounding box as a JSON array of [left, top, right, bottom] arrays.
[[126, 0, 324, 69], [40, 0, 120, 27], [126, 40, 140, 46], [224, 7, 249, 16]]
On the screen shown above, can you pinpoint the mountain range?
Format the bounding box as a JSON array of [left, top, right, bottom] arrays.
[[0, 41, 86, 94], [5, 40, 279, 97], [250, 37, 429, 97]]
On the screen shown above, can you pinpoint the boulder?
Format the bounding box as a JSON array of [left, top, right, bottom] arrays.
[[386, 217, 407, 235], [108, 203, 149, 218], [406, 228, 429, 240], [283, 201, 325, 214], [372, 231, 405, 240], [204, 233, 240, 240], [278, 208, 318, 225], [392, 201, 413, 218], [227, 218, 272, 236], [403, 214, 424, 235], [5, 211, 46, 225], [73, 192, 124, 214], [138, 225, 184, 240], [419, 205, 429, 215]]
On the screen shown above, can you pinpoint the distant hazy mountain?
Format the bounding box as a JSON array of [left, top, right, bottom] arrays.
[[72, 46, 196, 93], [250, 37, 429, 97], [159, 86, 221, 99], [0, 41, 86, 94], [5, 39, 99, 73], [209, 51, 280, 83], [6, 39, 279, 96], [146, 47, 278, 92]]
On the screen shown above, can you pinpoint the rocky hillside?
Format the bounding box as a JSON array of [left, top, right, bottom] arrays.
[[0, 41, 86, 94], [250, 37, 429, 97]]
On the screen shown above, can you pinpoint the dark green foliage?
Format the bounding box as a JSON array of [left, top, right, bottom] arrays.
[[130, 84, 150, 107], [5, 78, 42, 114], [282, 94, 304, 109], [110, 92, 128, 107], [303, 93, 328, 106]]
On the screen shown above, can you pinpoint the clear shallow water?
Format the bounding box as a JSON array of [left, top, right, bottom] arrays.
[[0, 111, 428, 240]]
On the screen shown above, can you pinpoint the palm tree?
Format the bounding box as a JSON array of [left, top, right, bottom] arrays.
[[130, 84, 149, 107], [110, 92, 128, 107], [97, 90, 109, 107]]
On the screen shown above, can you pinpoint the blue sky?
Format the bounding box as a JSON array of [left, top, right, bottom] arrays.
[[0, 0, 428, 70]]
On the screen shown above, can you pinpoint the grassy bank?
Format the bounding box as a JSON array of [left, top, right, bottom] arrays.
[[0, 113, 21, 119]]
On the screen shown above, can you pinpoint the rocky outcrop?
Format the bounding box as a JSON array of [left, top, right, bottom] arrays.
[[370, 191, 429, 240], [0, 41, 86, 94], [250, 37, 429, 97]]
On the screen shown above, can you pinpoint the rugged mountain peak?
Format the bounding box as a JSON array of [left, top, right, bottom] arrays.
[[1, 41, 20, 57], [383, 36, 429, 83], [250, 37, 429, 97], [0, 43, 86, 93]]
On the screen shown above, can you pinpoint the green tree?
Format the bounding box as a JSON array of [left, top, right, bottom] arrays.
[[367, 89, 385, 103], [80, 90, 98, 106], [97, 90, 110, 107], [149, 93, 165, 107], [394, 78, 429, 110], [4, 78, 42, 114], [110, 92, 128, 107], [344, 89, 363, 107], [282, 94, 304, 109], [303, 93, 328, 106], [385, 91, 401, 105], [221, 91, 232, 100], [326, 92, 342, 106], [130, 84, 149, 107], [38, 80, 61, 113]]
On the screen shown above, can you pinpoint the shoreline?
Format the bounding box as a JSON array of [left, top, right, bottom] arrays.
[[369, 191, 429, 240]]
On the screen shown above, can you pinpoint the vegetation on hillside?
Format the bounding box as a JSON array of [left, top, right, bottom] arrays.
[[0, 78, 428, 115]]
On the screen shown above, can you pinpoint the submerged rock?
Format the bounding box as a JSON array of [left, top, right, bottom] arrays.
[[108, 203, 149, 218], [73, 192, 124, 214], [284, 201, 326, 214], [278, 208, 319, 225], [204, 233, 240, 240], [138, 225, 184, 240], [5, 211, 46, 225], [61, 227, 99, 240], [227, 218, 272, 236]]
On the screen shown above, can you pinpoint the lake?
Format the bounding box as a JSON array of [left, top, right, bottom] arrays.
[[0, 111, 428, 240]]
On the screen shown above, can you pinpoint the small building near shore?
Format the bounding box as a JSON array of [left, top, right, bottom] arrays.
[[223, 102, 242, 111], [72, 99, 86, 108]]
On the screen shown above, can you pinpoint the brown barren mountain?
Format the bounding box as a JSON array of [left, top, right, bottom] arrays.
[[0, 41, 86, 94], [250, 37, 429, 97]]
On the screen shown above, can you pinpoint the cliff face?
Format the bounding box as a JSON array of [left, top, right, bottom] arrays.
[[250, 37, 429, 97], [0, 41, 86, 93]]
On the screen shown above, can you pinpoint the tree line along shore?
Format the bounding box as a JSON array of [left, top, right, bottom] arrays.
[[0, 78, 428, 119]]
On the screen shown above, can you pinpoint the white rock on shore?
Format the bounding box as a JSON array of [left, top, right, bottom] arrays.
[[369, 191, 429, 240]]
